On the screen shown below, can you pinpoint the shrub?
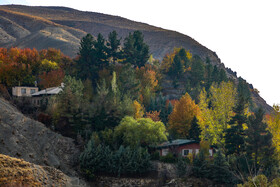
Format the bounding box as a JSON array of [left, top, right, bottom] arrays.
[[80, 139, 151, 178], [150, 151, 160, 160], [160, 152, 177, 163], [176, 157, 190, 177]]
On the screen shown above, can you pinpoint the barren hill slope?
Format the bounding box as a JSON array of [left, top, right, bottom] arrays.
[[0, 98, 80, 176]]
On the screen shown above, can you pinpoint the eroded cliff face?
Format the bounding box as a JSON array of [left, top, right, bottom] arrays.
[[0, 98, 80, 176]]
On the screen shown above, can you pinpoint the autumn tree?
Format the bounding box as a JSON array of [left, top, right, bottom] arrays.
[[198, 82, 236, 148], [38, 69, 65, 89], [266, 104, 280, 161], [145, 111, 161, 122], [168, 92, 200, 137], [133, 100, 145, 119]]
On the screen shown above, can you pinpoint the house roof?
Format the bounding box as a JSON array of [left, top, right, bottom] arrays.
[[31, 86, 62, 96], [157, 139, 198, 149]]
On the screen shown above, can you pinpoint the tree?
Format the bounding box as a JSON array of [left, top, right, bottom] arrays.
[[132, 100, 145, 119], [145, 111, 161, 122], [198, 82, 236, 147], [107, 30, 122, 64], [267, 104, 280, 161], [168, 92, 200, 137], [76, 34, 95, 81], [188, 116, 201, 141], [246, 108, 276, 175], [169, 54, 183, 79], [47, 75, 87, 137], [190, 55, 205, 87], [225, 95, 248, 156], [38, 69, 65, 89], [114, 116, 168, 147], [93, 33, 109, 69], [123, 31, 149, 67]]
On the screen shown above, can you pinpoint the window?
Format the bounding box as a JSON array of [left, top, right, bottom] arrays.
[[195, 149, 199, 155], [30, 89, 36, 94], [21, 88, 26, 94], [182, 149, 193, 156], [182, 149, 189, 156], [162, 149, 169, 156], [209, 149, 213, 156]]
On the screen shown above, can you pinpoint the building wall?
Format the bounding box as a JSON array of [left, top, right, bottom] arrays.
[[12, 87, 38, 97], [159, 143, 214, 157]]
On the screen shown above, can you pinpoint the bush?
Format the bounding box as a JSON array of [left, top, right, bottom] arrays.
[[150, 151, 160, 160], [160, 152, 177, 163], [80, 139, 151, 178], [176, 157, 190, 177]]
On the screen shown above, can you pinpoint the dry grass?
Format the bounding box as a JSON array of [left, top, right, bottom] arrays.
[[0, 154, 41, 186]]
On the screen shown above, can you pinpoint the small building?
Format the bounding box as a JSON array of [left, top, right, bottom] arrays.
[[31, 86, 63, 106], [12, 86, 38, 97], [157, 139, 214, 157]]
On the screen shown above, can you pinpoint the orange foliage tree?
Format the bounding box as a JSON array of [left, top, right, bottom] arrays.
[[168, 92, 200, 137], [146, 111, 161, 122], [38, 69, 65, 89]]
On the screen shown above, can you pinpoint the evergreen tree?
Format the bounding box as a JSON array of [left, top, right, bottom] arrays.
[[76, 34, 95, 81], [225, 95, 247, 156], [218, 69, 228, 83], [205, 57, 213, 91], [246, 108, 276, 174], [123, 31, 149, 67], [93, 33, 109, 69], [188, 116, 201, 141], [211, 65, 219, 83], [190, 55, 205, 87], [211, 150, 233, 184], [107, 30, 122, 64]]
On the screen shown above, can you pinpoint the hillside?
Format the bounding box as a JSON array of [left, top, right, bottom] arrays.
[[0, 4, 272, 112], [0, 98, 81, 177]]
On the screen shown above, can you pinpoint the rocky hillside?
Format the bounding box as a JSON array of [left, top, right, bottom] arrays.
[[0, 98, 81, 177], [0, 5, 272, 112]]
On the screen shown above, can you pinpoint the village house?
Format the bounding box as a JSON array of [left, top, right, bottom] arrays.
[[12, 84, 63, 107], [157, 139, 214, 157], [12, 86, 38, 97]]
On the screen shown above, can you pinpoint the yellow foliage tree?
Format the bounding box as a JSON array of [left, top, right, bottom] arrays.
[[266, 104, 280, 160], [168, 92, 200, 137], [133, 100, 144, 119], [198, 82, 236, 147]]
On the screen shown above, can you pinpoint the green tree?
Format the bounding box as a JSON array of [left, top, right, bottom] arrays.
[[107, 30, 122, 64], [225, 95, 248, 156], [114, 116, 168, 147], [123, 31, 149, 67], [48, 75, 87, 137], [190, 55, 205, 87], [93, 33, 109, 69], [76, 34, 95, 81], [246, 108, 277, 176]]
